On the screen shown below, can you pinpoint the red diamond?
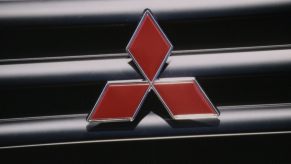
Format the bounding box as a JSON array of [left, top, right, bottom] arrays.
[[127, 11, 172, 81], [154, 79, 217, 119], [88, 82, 149, 122]]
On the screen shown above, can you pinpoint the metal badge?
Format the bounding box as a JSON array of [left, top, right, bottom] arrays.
[[88, 10, 219, 123]]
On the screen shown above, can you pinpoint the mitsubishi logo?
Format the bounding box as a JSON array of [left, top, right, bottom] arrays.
[[88, 10, 218, 123]]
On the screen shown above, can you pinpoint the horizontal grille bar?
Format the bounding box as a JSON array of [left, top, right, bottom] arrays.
[[0, 0, 291, 27], [0, 48, 290, 86], [1, 103, 291, 148]]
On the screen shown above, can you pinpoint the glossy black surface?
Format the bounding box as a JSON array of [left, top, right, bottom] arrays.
[[0, 48, 291, 86], [1, 0, 291, 152], [1, 0, 290, 26], [2, 134, 291, 163], [1, 104, 291, 148], [0, 0, 291, 59], [1, 75, 291, 119]]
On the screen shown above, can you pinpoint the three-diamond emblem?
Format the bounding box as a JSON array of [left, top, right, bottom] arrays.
[[88, 10, 218, 123]]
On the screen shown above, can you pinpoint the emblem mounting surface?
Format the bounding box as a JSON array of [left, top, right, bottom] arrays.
[[88, 10, 218, 123]]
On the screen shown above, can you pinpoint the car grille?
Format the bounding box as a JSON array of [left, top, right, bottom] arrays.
[[0, 0, 291, 149]]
